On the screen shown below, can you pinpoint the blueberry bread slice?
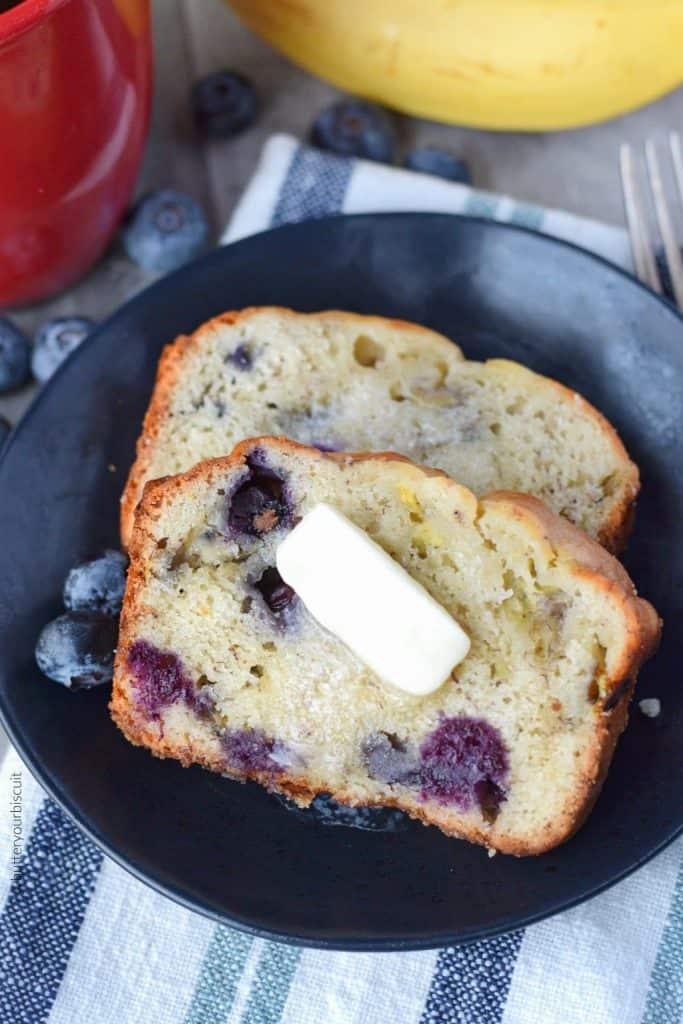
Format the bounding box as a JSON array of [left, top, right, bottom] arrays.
[[111, 438, 659, 855], [121, 307, 638, 553]]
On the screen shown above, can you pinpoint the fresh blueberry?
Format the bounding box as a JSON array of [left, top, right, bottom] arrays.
[[63, 550, 127, 617], [31, 317, 95, 382], [311, 98, 396, 162], [0, 318, 30, 393], [654, 246, 683, 303], [256, 566, 295, 614], [122, 190, 209, 273], [223, 728, 285, 775], [419, 715, 508, 816], [127, 639, 211, 718], [35, 612, 117, 689], [362, 731, 419, 785], [404, 146, 472, 184], [227, 460, 290, 537], [0, 415, 10, 450], [191, 70, 257, 139]]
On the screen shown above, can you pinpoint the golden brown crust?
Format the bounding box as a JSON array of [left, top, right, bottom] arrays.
[[120, 306, 639, 553], [112, 437, 660, 856], [486, 360, 640, 554], [482, 490, 660, 675]]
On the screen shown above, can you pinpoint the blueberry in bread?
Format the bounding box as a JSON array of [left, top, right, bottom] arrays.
[[111, 438, 659, 855], [121, 308, 639, 553]]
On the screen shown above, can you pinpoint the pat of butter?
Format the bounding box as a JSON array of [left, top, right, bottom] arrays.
[[276, 503, 469, 696]]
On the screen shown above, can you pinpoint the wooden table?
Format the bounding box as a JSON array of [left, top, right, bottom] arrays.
[[0, 0, 681, 754]]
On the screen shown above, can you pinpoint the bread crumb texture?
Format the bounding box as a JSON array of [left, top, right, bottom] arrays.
[[112, 439, 659, 856], [121, 308, 638, 552]]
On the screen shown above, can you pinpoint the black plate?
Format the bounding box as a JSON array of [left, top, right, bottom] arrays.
[[1, 214, 682, 950]]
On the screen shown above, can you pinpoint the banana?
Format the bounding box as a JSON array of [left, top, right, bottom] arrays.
[[226, 0, 683, 131]]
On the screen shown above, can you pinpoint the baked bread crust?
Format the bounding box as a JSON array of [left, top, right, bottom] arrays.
[[120, 307, 639, 553], [112, 438, 659, 855]]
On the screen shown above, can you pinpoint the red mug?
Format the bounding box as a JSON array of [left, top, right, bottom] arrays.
[[0, 0, 152, 307]]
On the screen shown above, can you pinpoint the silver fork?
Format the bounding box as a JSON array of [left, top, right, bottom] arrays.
[[619, 132, 683, 307]]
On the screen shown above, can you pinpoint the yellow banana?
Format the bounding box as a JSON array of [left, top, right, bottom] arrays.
[[226, 0, 683, 131]]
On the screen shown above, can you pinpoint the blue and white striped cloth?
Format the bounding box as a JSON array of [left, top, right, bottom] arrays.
[[1, 134, 681, 1024]]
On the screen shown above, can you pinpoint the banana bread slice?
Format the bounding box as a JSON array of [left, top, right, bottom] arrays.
[[121, 307, 638, 552], [111, 438, 659, 855]]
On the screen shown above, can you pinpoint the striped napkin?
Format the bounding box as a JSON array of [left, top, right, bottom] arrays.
[[2, 133, 682, 1024]]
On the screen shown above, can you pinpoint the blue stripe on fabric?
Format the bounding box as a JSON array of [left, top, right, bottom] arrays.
[[641, 854, 683, 1024], [183, 925, 254, 1024], [463, 194, 500, 220], [0, 799, 103, 1024], [240, 942, 301, 1024], [420, 930, 524, 1024], [508, 201, 544, 232], [271, 144, 353, 226]]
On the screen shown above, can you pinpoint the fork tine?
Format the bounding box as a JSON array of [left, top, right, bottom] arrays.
[[645, 138, 683, 307], [669, 131, 683, 211], [619, 143, 661, 292]]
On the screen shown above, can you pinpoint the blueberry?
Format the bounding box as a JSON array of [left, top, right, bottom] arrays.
[[122, 190, 209, 273], [362, 731, 419, 785], [419, 715, 508, 815], [256, 566, 295, 614], [274, 792, 410, 832], [35, 612, 117, 689], [654, 246, 683, 303], [127, 639, 210, 718], [0, 415, 11, 450], [0, 318, 30, 393], [311, 98, 396, 162], [228, 344, 252, 370], [191, 70, 257, 139], [32, 317, 95, 382], [63, 550, 127, 617], [404, 146, 472, 184], [227, 461, 290, 537], [223, 728, 284, 775]]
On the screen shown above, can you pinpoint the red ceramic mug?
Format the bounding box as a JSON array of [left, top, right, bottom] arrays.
[[0, 0, 152, 307]]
